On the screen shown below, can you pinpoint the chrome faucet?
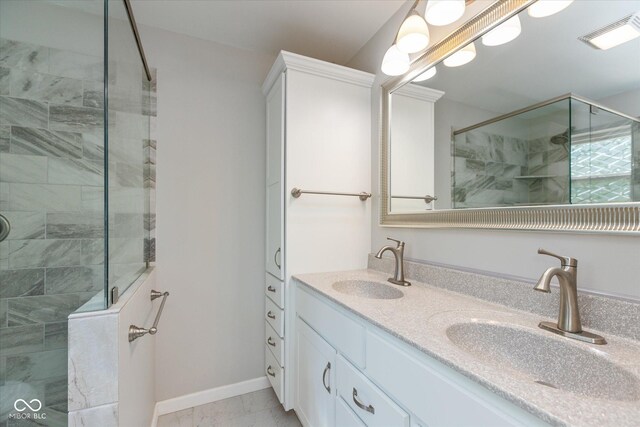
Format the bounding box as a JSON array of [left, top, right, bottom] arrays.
[[534, 248, 606, 345], [375, 238, 411, 287]]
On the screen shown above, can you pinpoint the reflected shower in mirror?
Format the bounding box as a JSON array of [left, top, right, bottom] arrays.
[[387, 0, 640, 214]]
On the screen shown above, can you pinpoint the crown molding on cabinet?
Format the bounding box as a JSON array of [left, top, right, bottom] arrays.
[[262, 50, 375, 95], [392, 84, 444, 103]]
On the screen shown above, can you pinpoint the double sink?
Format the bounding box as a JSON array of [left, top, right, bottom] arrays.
[[332, 279, 640, 404]]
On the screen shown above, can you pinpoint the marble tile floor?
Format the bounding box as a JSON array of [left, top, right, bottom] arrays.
[[157, 388, 301, 427]]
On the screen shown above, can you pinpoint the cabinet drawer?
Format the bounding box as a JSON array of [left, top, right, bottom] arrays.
[[296, 285, 365, 367], [265, 273, 284, 308], [266, 297, 284, 337], [265, 323, 284, 367], [337, 355, 409, 427], [366, 332, 540, 427], [337, 397, 367, 427], [265, 345, 284, 403]]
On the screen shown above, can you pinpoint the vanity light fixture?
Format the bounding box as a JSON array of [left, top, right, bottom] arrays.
[[413, 66, 437, 82], [482, 15, 521, 46], [443, 42, 476, 67], [579, 13, 640, 50], [527, 0, 573, 18], [425, 0, 465, 26], [396, 9, 430, 53], [381, 45, 411, 76]]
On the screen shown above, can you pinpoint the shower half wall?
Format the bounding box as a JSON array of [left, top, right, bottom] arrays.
[[0, 1, 157, 425]]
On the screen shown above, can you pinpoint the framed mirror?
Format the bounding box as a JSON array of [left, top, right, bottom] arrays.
[[381, 0, 640, 234]]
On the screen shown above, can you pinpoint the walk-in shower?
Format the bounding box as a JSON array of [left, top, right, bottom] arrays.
[[0, 0, 155, 424]]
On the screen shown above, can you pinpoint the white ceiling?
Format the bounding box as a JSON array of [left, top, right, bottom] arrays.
[[416, 0, 640, 115], [129, 0, 406, 65]]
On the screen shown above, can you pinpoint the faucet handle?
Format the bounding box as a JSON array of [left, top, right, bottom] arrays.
[[538, 248, 577, 267], [386, 237, 404, 247]]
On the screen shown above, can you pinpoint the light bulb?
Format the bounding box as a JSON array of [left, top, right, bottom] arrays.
[[527, 0, 573, 18], [413, 66, 437, 82], [381, 45, 410, 76], [425, 0, 465, 26], [482, 15, 522, 46], [396, 10, 430, 53], [443, 42, 476, 67]]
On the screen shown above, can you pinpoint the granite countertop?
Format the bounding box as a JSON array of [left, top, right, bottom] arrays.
[[293, 269, 640, 427]]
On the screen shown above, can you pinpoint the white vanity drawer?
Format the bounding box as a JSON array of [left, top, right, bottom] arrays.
[[337, 354, 409, 427], [266, 296, 284, 337], [265, 346, 284, 403], [265, 323, 284, 367], [266, 273, 284, 308], [366, 332, 532, 427], [337, 396, 367, 427], [296, 286, 365, 367]]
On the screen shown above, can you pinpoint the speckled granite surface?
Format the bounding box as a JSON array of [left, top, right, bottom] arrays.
[[369, 255, 640, 341], [293, 269, 640, 427]]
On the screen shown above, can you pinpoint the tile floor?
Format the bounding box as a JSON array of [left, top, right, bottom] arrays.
[[157, 388, 302, 427]]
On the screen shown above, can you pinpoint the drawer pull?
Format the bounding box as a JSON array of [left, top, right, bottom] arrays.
[[267, 365, 276, 377], [353, 388, 375, 414], [267, 336, 276, 347], [274, 248, 281, 270], [267, 285, 276, 293], [267, 311, 276, 320], [322, 362, 331, 394]]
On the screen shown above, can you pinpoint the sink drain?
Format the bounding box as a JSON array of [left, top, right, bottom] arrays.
[[534, 380, 557, 389]]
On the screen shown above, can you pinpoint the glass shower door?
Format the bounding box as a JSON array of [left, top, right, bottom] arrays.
[[0, 1, 106, 425]]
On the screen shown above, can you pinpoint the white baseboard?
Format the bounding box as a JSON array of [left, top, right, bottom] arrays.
[[151, 376, 270, 426]]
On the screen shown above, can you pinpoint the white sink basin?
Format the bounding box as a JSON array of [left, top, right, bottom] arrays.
[[446, 322, 640, 402], [332, 280, 404, 300]]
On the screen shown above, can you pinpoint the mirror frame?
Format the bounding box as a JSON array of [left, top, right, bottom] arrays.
[[380, 0, 640, 234]]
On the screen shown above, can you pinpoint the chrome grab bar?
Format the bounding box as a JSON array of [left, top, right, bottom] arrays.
[[291, 187, 371, 201], [128, 290, 170, 342], [391, 195, 437, 204]]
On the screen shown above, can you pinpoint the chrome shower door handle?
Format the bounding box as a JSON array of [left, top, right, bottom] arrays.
[[322, 362, 331, 394], [0, 214, 10, 242], [352, 388, 375, 414], [274, 248, 281, 270]]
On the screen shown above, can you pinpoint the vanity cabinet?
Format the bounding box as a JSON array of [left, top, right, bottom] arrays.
[[263, 51, 373, 409], [296, 318, 336, 427], [295, 283, 548, 427]]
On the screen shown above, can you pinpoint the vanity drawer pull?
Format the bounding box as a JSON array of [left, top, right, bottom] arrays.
[[267, 365, 276, 377], [267, 285, 276, 292], [267, 311, 276, 320], [274, 248, 281, 270], [353, 388, 375, 414], [267, 336, 276, 347], [322, 362, 331, 394]]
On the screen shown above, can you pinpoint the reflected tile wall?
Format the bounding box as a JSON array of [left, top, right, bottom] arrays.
[[0, 37, 157, 423]]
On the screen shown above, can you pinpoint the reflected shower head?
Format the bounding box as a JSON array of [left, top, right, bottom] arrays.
[[550, 128, 570, 145]]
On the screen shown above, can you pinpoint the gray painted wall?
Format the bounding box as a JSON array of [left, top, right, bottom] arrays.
[[139, 25, 276, 401]]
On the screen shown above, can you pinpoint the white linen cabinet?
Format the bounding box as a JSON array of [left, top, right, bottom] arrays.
[[262, 51, 373, 410]]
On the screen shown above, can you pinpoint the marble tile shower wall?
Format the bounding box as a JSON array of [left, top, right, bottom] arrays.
[[453, 130, 570, 207], [0, 37, 156, 425], [453, 130, 528, 208], [527, 136, 569, 204]]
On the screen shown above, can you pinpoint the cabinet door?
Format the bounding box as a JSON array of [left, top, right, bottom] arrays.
[[266, 181, 283, 279], [336, 397, 366, 427], [296, 318, 336, 427], [266, 72, 284, 186]]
